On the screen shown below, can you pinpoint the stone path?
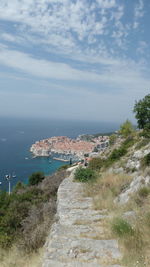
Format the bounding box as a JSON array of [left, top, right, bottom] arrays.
[[42, 169, 122, 267]]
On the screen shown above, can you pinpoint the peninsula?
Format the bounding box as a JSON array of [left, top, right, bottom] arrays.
[[30, 135, 109, 161]]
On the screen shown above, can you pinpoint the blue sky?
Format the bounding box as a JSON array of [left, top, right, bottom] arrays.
[[0, 0, 149, 122]]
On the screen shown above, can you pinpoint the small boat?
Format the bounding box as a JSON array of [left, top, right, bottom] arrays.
[[25, 157, 29, 160], [0, 182, 2, 185]]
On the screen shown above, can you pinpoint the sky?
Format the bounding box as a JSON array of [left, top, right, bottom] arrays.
[[0, 0, 149, 123]]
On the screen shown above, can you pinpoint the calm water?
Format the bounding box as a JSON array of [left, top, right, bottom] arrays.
[[0, 117, 119, 191]]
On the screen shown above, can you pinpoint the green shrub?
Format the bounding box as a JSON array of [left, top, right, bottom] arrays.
[[109, 134, 117, 145], [103, 137, 135, 169], [74, 167, 96, 182], [122, 136, 135, 149], [28, 172, 45, 186], [141, 129, 150, 138], [145, 212, 150, 228], [13, 181, 26, 193], [109, 147, 127, 161], [135, 138, 149, 150], [88, 157, 105, 170], [112, 217, 134, 237], [141, 153, 150, 168], [119, 120, 135, 138], [138, 187, 150, 198], [0, 233, 12, 248], [0, 170, 66, 250]]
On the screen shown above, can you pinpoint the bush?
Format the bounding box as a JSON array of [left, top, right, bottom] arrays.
[[138, 187, 150, 198], [88, 157, 105, 170], [74, 167, 96, 182], [109, 134, 117, 145], [112, 217, 134, 237], [0, 169, 66, 251], [119, 120, 135, 137], [109, 147, 127, 161], [13, 181, 26, 193], [141, 128, 150, 138], [145, 212, 150, 228], [20, 201, 56, 252], [122, 136, 135, 149], [135, 138, 149, 150], [28, 172, 45, 186], [141, 153, 150, 168]]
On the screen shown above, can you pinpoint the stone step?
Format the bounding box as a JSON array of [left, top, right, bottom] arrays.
[[45, 236, 121, 264], [43, 175, 122, 267], [47, 223, 107, 240], [43, 259, 122, 267]]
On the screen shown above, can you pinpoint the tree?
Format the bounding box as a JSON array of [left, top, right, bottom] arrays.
[[28, 172, 45, 186], [133, 94, 150, 130], [119, 120, 134, 137]]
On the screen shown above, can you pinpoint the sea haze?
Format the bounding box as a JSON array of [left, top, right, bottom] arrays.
[[0, 117, 120, 191]]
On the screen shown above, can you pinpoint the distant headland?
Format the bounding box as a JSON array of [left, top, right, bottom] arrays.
[[30, 134, 110, 161]]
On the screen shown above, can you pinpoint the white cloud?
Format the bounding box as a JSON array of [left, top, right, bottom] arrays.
[[0, 45, 149, 98], [0, 0, 149, 122], [137, 41, 148, 55], [96, 0, 116, 9], [133, 0, 144, 29], [0, 46, 105, 82], [0, 0, 127, 55]]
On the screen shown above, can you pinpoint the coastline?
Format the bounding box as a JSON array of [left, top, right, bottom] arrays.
[[0, 118, 115, 192], [30, 135, 109, 161]]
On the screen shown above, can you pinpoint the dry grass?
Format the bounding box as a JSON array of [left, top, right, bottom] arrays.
[[85, 172, 132, 211], [0, 246, 43, 267], [84, 170, 150, 266], [119, 194, 150, 266]]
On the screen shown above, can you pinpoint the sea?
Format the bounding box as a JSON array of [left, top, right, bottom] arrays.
[[0, 117, 120, 192]]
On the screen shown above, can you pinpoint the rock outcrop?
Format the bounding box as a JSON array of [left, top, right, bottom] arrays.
[[42, 168, 122, 267], [126, 146, 150, 172], [116, 143, 150, 204], [116, 173, 150, 204]]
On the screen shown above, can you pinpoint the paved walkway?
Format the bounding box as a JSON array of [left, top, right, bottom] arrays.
[[42, 170, 122, 267]]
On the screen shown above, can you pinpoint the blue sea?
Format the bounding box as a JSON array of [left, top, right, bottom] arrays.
[[0, 117, 119, 191]]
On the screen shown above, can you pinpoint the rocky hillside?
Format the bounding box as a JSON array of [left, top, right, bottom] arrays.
[[42, 132, 150, 267]]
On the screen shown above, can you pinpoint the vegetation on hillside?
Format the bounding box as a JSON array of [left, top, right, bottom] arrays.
[[119, 119, 135, 137], [0, 169, 67, 266], [74, 167, 97, 182], [78, 95, 150, 266], [28, 171, 45, 186], [84, 161, 150, 266]]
